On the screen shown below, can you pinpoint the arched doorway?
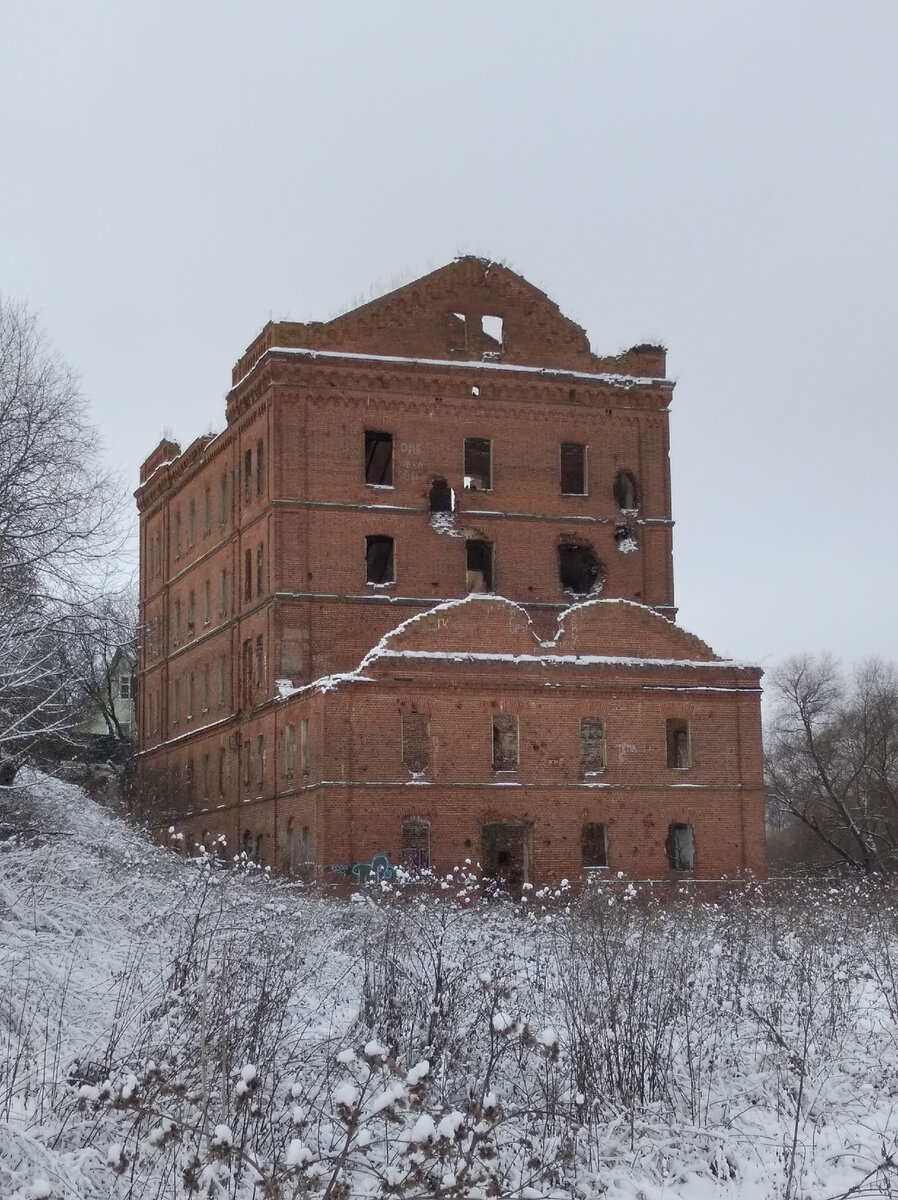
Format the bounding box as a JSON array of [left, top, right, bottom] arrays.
[[481, 821, 532, 890]]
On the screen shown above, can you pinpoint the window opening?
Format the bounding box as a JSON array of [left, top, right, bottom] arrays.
[[492, 713, 519, 772], [188, 500, 196, 547], [666, 718, 691, 769], [244, 548, 252, 601], [429, 477, 454, 513], [464, 437, 492, 491], [285, 724, 296, 777], [203, 579, 211, 625], [581, 822, 608, 869], [366, 535, 395, 585], [580, 717, 606, 774], [203, 487, 211, 535], [219, 568, 227, 615], [187, 590, 195, 637], [174, 598, 181, 644], [244, 449, 252, 503], [365, 430, 393, 486], [119, 674, 134, 700], [284, 818, 296, 875], [402, 710, 430, 773], [256, 542, 264, 596], [667, 823, 695, 871], [256, 438, 264, 498], [218, 654, 226, 706], [242, 829, 252, 858], [448, 312, 467, 354], [255, 634, 264, 689], [481, 314, 503, 350], [186, 672, 194, 720], [300, 825, 312, 865], [561, 442, 587, 495], [219, 472, 228, 525], [241, 639, 252, 707], [613, 469, 640, 511], [201, 755, 209, 800], [300, 717, 310, 775], [256, 735, 265, 788], [218, 747, 226, 797], [558, 542, 602, 596], [254, 833, 264, 865], [466, 538, 494, 593], [174, 512, 182, 557], [402, 818, 431, 871], [202, 663, 209, 712]]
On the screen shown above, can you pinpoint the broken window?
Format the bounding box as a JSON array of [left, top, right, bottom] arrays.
[[402, 818, 431, 871], [613, 469, 640, 511], [580, 717, 606, 774], [481, 314, 503, 353], [466, 538, 494, 593], [560, 443, 587, 495], [365, 430, 393, 487], [581, 823, 608, 869], [492, 714, 519, 772], [558, 542, 602, 596], [429, 477, 454, 513], [402, 710, 430, 773], [464, 437, 492, 491], [667, 823, 695, 871], [366, 535, 395, 585], [666, 718, 691, 769]]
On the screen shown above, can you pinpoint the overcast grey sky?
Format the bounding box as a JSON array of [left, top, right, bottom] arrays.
[[2, 1, 895, 673]]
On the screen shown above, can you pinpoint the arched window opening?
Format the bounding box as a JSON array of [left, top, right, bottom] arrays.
[[666, 823, 695, 871], [254, 833, 264, 866], [614, 525, 638, 554], [284, 817, 296, 875], [242, 829, 253, 860], [613, 470, 640, 512], [402, 818, 431, 871], [581, 822, 608, 869], [666, 718, 691, 769], [558, 542, 603, 597]]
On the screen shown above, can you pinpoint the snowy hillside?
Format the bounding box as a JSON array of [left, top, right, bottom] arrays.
[[1, 773, 897, 1199]]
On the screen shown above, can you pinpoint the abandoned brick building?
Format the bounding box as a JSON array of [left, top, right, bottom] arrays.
[[135, 257, 766, 884]]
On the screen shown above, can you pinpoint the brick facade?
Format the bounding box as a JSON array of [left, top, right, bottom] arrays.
[[135, 257, 766, 884]]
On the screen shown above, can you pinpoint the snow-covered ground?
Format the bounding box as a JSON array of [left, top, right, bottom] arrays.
[[1, 772, 897, 1198]]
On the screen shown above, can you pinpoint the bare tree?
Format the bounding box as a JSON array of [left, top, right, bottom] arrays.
[[766, 654, 898, 873], [65, 585, 138, 751], [0, 297, 127, 780]]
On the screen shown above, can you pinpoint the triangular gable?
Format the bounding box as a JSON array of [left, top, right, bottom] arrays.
[[232, 258, 666, 383]]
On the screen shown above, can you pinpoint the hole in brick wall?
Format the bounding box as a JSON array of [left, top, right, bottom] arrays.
[[481, 314, 503, 348], [581, 822, 608, 868], [666, 823, 695, 870], [402, 710, 430, 773], [466, 538, 494, 593], [402, 818, 431, 870], [429, 477, 454, 512], [580, 717, 606, 774], [614, 525, 638, 554], [560, 442, 587, 495], [666, 718, 691, 769], [492, 714, 519, 771], [365, 430, 393, 486], [366, 535, 395, 584], [464, 437, 492, 491], [613, 469, 640, 511], [558, 542, 603, 597]]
